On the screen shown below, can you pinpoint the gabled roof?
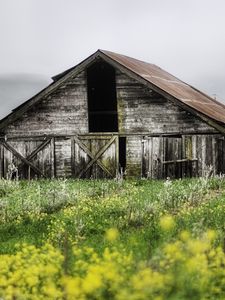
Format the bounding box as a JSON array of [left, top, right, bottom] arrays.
[[1, 49, 225, 132]]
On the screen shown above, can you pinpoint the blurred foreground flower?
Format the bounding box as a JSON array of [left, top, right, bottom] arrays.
[[105, 228, 119, 242], [159, 215, 175, 232]]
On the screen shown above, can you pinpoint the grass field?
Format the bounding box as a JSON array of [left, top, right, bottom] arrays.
[[0, 177, 225, 299]]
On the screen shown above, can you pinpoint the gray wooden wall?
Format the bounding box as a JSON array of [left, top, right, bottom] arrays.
[[1, 63, 224, 179], [116, 71, 216, 134], [4, 71, 89, 136]]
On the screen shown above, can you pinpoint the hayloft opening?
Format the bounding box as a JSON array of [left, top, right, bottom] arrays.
[[87, 61, 118, 132]]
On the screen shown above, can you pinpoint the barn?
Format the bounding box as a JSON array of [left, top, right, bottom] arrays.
[[1, 49, 225, 179]]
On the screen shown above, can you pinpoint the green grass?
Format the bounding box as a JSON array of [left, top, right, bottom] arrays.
[[0, 177, 225, 256]]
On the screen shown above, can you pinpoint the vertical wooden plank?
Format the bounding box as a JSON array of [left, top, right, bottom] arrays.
[[212, 136, 216, 176], [50, 138, 55, 178], [196, 135, 202, 177], [177, 138, 182, 178], [0, 144, 3, 178], [205, 136, 213, 171], [71, 136, 75, 178], [55, 138, 72, 177], [141, 137, 148, 178], [202, 135, 207, 176], [3, 146, 12, 179], [148, 137, 153, 178], [165, 138, 174, 178], [151, 137, 161, 179], [191, 136, 198, 177], [158, 136, 164, 179], [126, 136, 142, 178]]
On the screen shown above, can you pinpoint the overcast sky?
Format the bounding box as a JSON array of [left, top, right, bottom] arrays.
[[0, 0, 225, 119]]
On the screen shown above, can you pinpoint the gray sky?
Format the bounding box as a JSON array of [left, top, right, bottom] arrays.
[[1, 0, 225, 119]]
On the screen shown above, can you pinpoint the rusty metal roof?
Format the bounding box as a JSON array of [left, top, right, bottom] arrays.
[[1, 49, 225, 132], [100, 50, 225, 125]]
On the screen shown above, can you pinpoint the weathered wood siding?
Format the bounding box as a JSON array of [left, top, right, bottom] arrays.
[[55, 137, 72, 177], [116, 71, 216, 134], [1, 64, 224, 180], [5, 71, 88, 136], [4, 68, 217, 138], [142, 134, 225, 178], [126, 136, 142, 177]]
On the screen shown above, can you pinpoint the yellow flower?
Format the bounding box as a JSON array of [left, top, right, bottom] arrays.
[[42, 283, 59, 298], [62, 276, 83, 299], [205, 229, 216, 242], [82, 271, 102, 293], [105, 228, 119, 242], [180, 230, 190, 241], [159, 215, 175, 231]]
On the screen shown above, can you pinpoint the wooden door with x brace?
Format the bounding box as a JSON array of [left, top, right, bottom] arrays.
[[71, 135, 119, 179], [0, 137, 55, 179]]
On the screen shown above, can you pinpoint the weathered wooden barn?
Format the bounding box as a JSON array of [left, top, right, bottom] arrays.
[[1, 49, 225, 179]]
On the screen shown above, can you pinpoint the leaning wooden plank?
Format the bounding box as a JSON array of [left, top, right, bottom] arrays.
[[162, 158, 198, 164], [0, 141, 45, 177]]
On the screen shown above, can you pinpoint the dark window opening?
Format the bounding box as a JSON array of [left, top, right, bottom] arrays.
[[119, 137, 126, 172], [87, 60, 118, 132]]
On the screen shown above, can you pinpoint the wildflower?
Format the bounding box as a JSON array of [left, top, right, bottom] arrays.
[[105, 228, 119, 242], [62, 276, 83, 299], [159, 215, 175, 232], [187, 239, 209, 254], [205, 229, 216, 242], [82, 271, 102, 293], [180, 230, 190, 241]]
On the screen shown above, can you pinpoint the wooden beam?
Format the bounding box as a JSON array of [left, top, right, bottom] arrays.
[[162, 158, 198, 164], [2, 131, 222, 140]]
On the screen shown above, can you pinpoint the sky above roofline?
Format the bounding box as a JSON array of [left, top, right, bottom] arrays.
[[0, 0, 225, 119]]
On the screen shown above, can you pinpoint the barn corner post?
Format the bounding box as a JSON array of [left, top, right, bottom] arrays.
[[1, 49, 225, 179]]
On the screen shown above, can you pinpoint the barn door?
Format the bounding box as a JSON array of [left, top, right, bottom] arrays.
[[142, 136, 164, 178], [163, 137, 182, 178], [0, 138, 55, 179], [142, 136, 198, 179], [72, 135, 118, 178]]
